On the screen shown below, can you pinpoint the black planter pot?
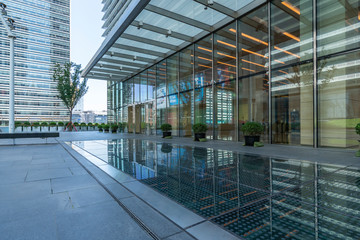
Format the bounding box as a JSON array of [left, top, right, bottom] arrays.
[[111, 129, 117, 133], [104, 129, 109, 133], [194, 133, 206, 141], [244, 136, 260, 146], [162, 132, 172, 138]]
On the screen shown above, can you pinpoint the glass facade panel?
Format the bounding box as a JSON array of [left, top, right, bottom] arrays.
[[271, 62, 313, 145], [239, 74, 269, 142], [317, 0, 360, 56], [271, 0, 313, 68], [215, 80, 236, 140], [179, 46, 194, 92], [148, 68, 156, 100], [179, 91, 192, 137], [156, 97, 167, 135], [140, 73, 147, 102], [167, 54, 179, 95], [134, 76, 140, 103], [157, 61, 166, 97], [214, 22, 236, 83], [318, 50, 360, 148], [195, 86, 213, 139], [195, 36, 213, 88], [167, 94, 178, 136]]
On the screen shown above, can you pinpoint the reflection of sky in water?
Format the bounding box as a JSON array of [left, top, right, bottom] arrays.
[[72, 139, 360, 239]]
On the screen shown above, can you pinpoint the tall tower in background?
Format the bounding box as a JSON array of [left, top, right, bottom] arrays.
[[0, 0, 70, 125]]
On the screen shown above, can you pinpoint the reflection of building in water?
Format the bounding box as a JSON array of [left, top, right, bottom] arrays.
[[104, 138, 360, 239]]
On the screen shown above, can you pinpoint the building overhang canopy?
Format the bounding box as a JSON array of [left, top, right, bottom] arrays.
[[82, 0, 265, 81]]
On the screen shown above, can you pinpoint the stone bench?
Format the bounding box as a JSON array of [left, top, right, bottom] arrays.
[[0, 132, 59, 145]]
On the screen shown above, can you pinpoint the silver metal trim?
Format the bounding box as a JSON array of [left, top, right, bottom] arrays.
[[313, 0, 318, 148], [267, 2, 272, 144]]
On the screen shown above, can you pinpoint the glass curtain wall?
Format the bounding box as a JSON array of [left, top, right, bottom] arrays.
[[317, 0, 360, 148], [271, 0, 313, 145], [214, 22, 237, 140], [167, 54, 179, 136], [238, 6, 269, 143], [179, 46, 194, 137], [195, 36, 214, 139], [157, 60, 167, 134], [109, 1, 360, 148]]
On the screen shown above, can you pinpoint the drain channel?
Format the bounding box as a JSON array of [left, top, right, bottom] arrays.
[[58, 141, 161, 240]]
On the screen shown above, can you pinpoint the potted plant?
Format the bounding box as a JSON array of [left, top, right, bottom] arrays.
[[192, 123, 208, 141], [94, 123, 99, 131], [241, 122, 264, 146], [98, 124, 104, 132], [15, 121, 22, 132], [58, 122, 65, 131], [23, 121, 31, 132], [73, 122, 79, 130], [49, 122, 57, 132], [111, 124, 118, 133], [32, 122, 40, 132], [80, 122, 87, 131], [356, 123, 360, 157], [161, 123, 172, 138], [118, 122, 123, 133], [40, 122, 49, 132], [103, 124, 110, 133], [122, 122, 128, 132], [87, 123, 93, 131]]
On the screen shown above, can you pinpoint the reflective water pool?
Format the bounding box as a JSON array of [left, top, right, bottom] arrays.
[[71, 139, 360, 239]]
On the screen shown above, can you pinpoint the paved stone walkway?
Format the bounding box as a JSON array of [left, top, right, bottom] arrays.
[[0, 132, 240, 240]]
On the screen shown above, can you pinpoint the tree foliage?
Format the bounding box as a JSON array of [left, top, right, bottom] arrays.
[[53, 62, 88, 130]]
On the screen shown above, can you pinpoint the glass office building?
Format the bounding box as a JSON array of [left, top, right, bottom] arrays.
[[0, 0, 70, 125], [84, 0, 360, 148]]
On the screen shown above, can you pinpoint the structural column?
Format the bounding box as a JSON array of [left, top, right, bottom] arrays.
[[9, 36, 15, 133]]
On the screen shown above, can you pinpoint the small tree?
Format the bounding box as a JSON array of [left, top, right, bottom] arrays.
[[53, 62, 88, 131]]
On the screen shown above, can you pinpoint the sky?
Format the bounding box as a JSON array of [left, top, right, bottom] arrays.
[[70, 0, 106, 112]]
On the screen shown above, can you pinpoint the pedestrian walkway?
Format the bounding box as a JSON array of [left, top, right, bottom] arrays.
[[0, 132, 239, 240]]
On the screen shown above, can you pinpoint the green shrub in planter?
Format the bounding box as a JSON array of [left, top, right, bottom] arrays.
[[32, 122, 40, 128], [23, 121, 31, 127], [192, 123, 208, 141], [94, 123, 99, 127], [103, 124, 110, 132], [98, 124, 103, 132], [88, 123, 93, 127], [15, 121, 22, 128], [165, 136, 172, 139], [49, 122, 57, 127], [199, 138, 207, 142], [41, 122, 48, 126], [161, 123, 172, 138], [242, 122, 264, 146], [58, 122, 64, 127], [74, 122, 79, 127], [111, 124, 118, 133]]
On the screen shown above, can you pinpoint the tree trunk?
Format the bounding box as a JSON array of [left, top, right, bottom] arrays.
[[69, 111, 73, 131]]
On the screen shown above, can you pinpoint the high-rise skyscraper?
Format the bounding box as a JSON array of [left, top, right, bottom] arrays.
[[0, 0, 70, 126]]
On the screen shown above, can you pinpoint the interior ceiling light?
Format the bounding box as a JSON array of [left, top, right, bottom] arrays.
[[281, 1, 300, 15], [137, 21, 143, 30], [133, 56, 137, 61], [274, 46, 300, 58], [217, 52, 236, 59], [198, 46, 212, 52], [358, 11, 360, 21], [100, 64, 103, 68], [242, 33, 268, 46], [110, 52, 114, 57], [119, 66, 123, 71], [229, 28, 236, 33], [242, 48, 268, 59], [217, 40, 236, 48]]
